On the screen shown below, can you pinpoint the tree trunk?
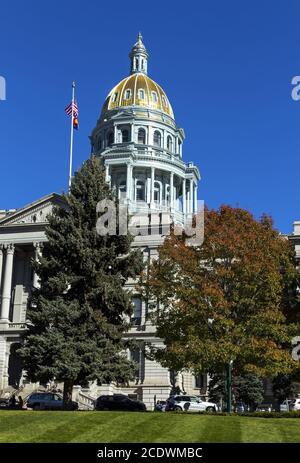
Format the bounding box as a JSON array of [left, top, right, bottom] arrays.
[[63, 379, 74, 410]]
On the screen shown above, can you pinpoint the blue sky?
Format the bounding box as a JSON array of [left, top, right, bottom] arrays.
[[0, 0, 299, 233]]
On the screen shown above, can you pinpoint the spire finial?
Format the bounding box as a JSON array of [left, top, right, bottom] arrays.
[[129, 33, 149, 75]]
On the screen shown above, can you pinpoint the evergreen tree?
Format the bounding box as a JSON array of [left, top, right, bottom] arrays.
[[19, 156, 144, 407], [272, 373, 298, 403], [208, 373, 264, 410]]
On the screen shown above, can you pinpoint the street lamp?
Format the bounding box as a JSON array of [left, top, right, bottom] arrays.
[[226, 359, 233, 413], [207, 315, 233, 413]]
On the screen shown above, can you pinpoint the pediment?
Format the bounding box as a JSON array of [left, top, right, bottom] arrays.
[[111, 110, 133, 119], [0, 193, 66, 226]]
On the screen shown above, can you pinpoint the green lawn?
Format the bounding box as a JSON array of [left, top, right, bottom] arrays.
[[0, 411, 299, 443]]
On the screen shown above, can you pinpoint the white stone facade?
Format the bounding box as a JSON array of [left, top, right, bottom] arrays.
[[290, 221, 300, 264]]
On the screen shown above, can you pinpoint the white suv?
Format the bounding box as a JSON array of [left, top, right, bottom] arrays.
[[170, 395, 218, 412], [289, 398, 300, 411]]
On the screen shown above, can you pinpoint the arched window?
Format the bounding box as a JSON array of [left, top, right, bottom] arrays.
[[107, 132, 114, 146], [151, 91, 158, 102], [178, 139, 182, 155], [138, 128, 146, 144], [121, 129, 129, 143], [153, 130, 161, 147], [136, 180, 145, 201], [138, 89, 145, 99], [124, 89, 131, 100], [165, 184, 170, 203], [161, 95, 167, 106], [118, 180, 126, 199], [135, 58, 139, 69], [112, 92, 118, 102], [167, 135, 173, 152]]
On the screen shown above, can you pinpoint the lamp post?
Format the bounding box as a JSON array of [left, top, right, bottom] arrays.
[[207, 314, 233, 413], [225, 359, 233, 413]]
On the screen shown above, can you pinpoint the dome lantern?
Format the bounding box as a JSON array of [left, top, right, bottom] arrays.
[[129, 32, 149, 75]]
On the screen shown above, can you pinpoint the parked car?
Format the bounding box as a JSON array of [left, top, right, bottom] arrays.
[[234, 401, 246, 413], [0, 395, 24, 410], [26, 392, 78, 410], [289, 398, 300, 411], [280, 400, 292, 412], [154, 400, 167, 412], [166, 395, 218, 413], [255, 403, 274, 412], [95, 394, 146, 412], [0, 397, 9, 408]]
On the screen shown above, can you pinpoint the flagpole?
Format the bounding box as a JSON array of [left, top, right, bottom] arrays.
[[68, 81, 75, 191]]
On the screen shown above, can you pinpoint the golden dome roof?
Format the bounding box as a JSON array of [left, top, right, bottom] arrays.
[[102, 73, 174, 119]]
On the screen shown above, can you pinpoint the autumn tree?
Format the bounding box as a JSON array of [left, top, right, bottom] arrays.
[[19, 157, 144, 408], [141, 205, 300, 380]]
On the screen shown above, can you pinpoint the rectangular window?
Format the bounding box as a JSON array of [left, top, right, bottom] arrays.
[[131, 297, 142, 325], [195, 374, 205, 389], [130, 348, 141, 380]]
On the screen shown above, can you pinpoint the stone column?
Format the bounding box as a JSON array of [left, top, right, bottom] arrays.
[[170, 172, 174, 210], [189, 179, 193, 214], [0, 245, 3, 293], [151, 167, 155, 204], [126, 163, 132, 202], [194, 182, 198, 213], [130, 124, 134, 142], [105, 163, 110, 183], [182, 178, 186, 215], [146, 173, 151, 204], [114, 124, 118, 143], [0, 244, 14, 321], [33, 242, 42, 288]]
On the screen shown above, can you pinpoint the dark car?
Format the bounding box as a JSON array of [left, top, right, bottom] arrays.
[[26, 392, 78, 410], [234, 401, 246, 413], [255, 403, 274, 413], [95, 394, 146, 411], [0, 397, 9, 408]]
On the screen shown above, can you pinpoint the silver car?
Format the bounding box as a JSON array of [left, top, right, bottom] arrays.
[[26, 392, 78, 410]]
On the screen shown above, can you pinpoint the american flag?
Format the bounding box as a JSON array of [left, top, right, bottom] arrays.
[[65, 100, 78, 118]]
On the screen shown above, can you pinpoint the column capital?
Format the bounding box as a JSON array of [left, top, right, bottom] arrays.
[[4, 243, 14, 253], [33, 241, 44, 250]]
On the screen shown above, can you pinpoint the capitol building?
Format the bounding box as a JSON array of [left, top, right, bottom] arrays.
[[1, 35, 299, 409], [0, 35, 203, 409]]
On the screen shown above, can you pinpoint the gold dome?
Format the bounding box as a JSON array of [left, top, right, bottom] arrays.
[[102, 73, 174, 119]]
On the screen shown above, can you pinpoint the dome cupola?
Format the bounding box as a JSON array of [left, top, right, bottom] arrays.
[[129, 32, 149, 75]]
